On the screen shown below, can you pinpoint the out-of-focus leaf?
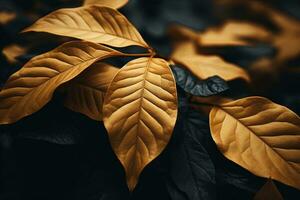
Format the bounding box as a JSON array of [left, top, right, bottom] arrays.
[[172, 42, 250, 82], [197, 21, 272, 46], [168, 25, 198, 42], [249, 57, 279, 92], [210, 96, 300, 190], [171, 65, 229, 97], [64, 62, 119, 121], [103, 57, 178, 190], [268, 7, 300, 63], [84, 0, 129, 9], [0, 11, 16, 25], [23, 6, 148, 48], [217, 0, 300, 63], [2, 44, 27, 64], [172, 41, 196, 57], [0, 41, 121, 124], [167, 109, 216, 200], [254, 179, 283, 200]]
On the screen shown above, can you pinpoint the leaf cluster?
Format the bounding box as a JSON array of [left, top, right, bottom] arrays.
[[0, 0, 300, 198]]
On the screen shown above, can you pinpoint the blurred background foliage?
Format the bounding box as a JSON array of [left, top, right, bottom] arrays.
[[0, 0, 300, 199]]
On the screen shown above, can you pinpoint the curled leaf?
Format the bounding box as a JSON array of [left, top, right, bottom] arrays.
[[103, 57, 178, 190], [210, 96, 300, 190], [171, 65, 229, 97], [84, 0, 129, 9], [0, 41, 121, 124], [64, 62, 119, 121], [23, 6, 148, 48]]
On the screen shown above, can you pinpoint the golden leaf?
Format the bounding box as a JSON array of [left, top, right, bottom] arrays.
[[171, 41, 196, 57], [64, 62, 118, 121], [172, 42, 250, 82], [2, 44, 27, 64], [209, 96, 300, 190], [103, 57, 178, 190], [23, 6, 148, 48], [0, 11, 16, 25], [84, 0, 128, 9], [254, 179, 283, 200], [167, 25, 198, 42], [267, 8, 300, 63], [0, 41, 121, 124], [197, 21, 272, 46], [215, 0, 300, 63]]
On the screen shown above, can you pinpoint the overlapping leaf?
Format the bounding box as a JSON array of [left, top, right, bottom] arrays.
[[209, 96, 300, 190], [0, 41, 121, 124], [172, 42, 250, 82], [23, 6, 148, 48], [103, 57, 178, 190], [171, 65, 229, 97], [84, 0, 129, 9], [64, 62, 119, 121]]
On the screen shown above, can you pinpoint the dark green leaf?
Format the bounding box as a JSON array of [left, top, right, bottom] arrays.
[[171, 65, 229, 97], [166, 108, 216, 200]]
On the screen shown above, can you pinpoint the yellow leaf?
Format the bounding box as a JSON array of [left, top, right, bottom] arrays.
[[64, 62, 118, 121], [254, 179, 283, 200], [84, 0, 128, 9], [198, 21, 272, 46], [23, 6, 148, 48], [2, 44, 27, 64], [172, 42, 250, 82], [209, 96, 300, 190], [0, 41, 121, 124], [103, 57, 178, 190]]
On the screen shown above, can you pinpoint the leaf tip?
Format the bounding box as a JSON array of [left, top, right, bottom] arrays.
[[127, 177, 138, 192]]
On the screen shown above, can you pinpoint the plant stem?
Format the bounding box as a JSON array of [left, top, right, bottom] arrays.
[[121, 52, 153, 57]]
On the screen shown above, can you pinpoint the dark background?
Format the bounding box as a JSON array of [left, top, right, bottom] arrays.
[[0, 0, 300, 199]]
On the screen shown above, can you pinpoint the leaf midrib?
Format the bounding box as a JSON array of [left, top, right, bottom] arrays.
[[35, 22, 147, 47], [217, 106, 299, 176], [6, 52, 116, 118]]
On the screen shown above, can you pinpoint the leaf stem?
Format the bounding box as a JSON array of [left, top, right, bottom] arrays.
[[121, 52, 153, 57]]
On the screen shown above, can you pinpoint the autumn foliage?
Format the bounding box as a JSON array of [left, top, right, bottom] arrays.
[[0, 0, 300, 199]]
